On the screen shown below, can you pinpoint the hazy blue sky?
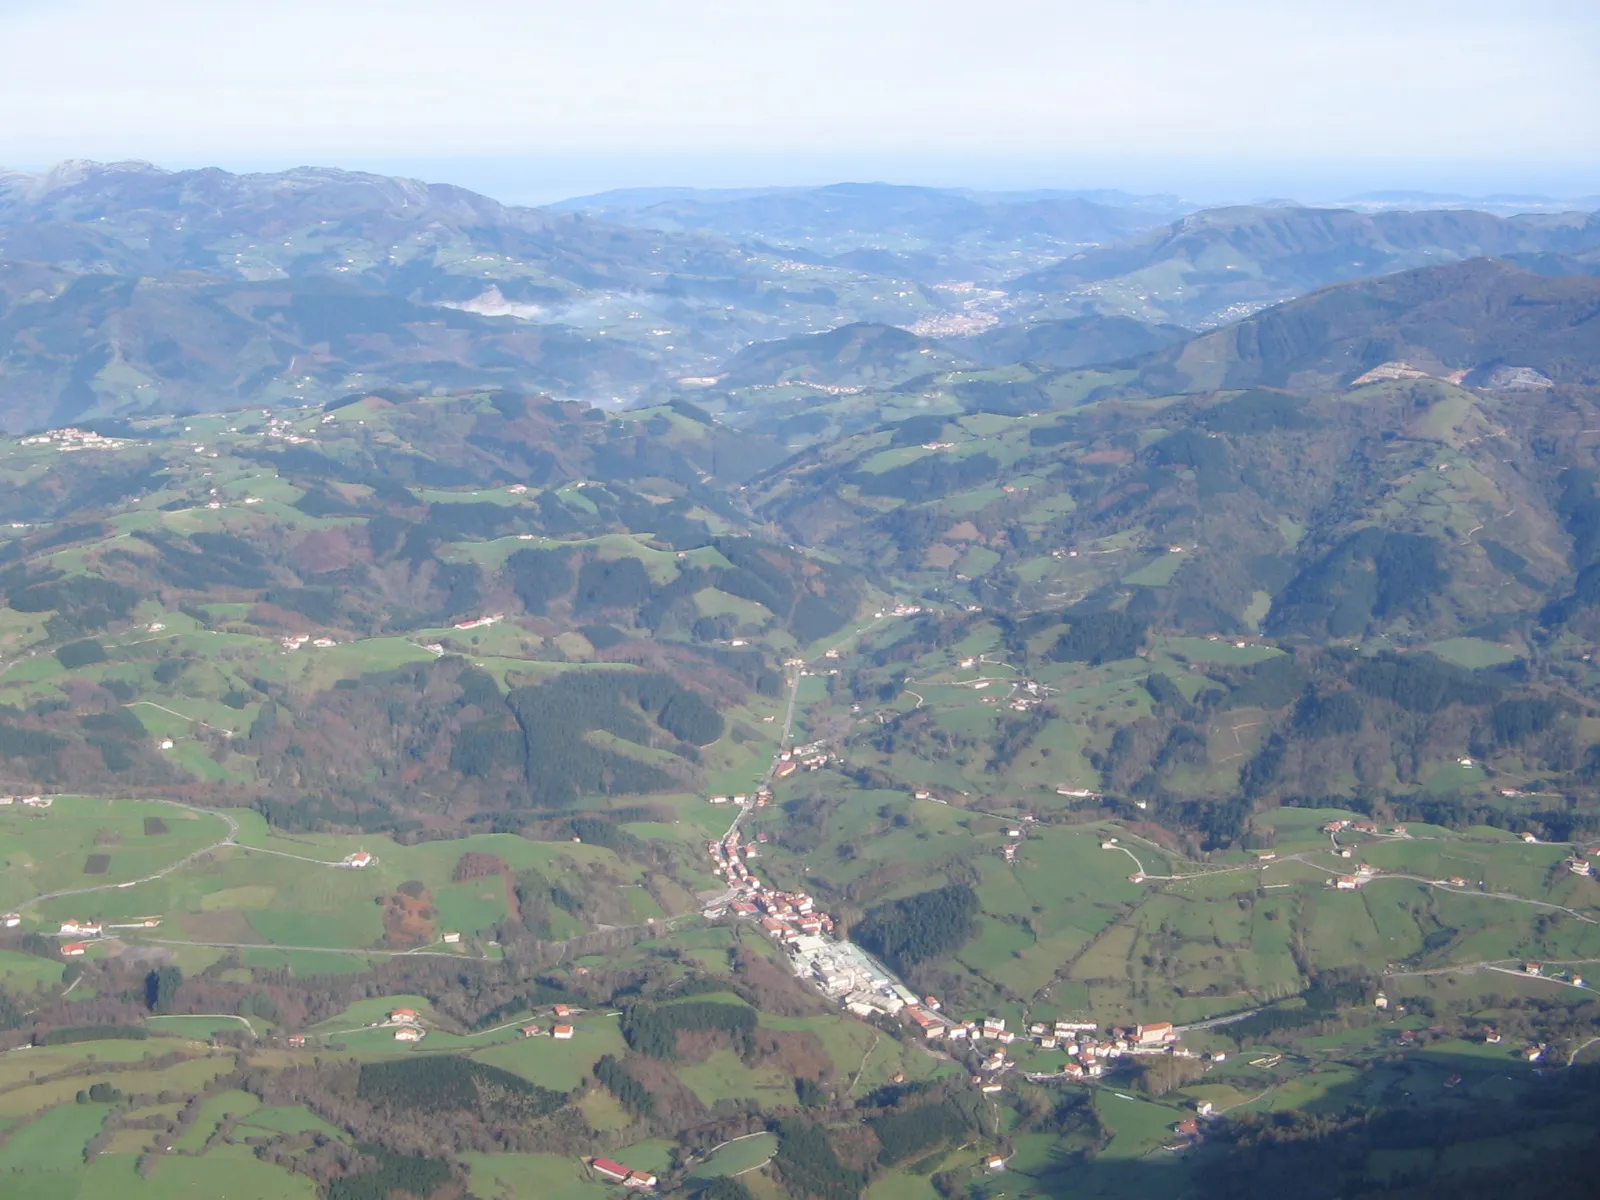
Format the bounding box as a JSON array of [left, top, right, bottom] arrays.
[[2, 0, 1595, 202]]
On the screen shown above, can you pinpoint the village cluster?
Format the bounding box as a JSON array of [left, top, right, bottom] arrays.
[[771, 742, 833, 780], [950, 655, 1053, 712], [902, 1005, 1194, 1084], [13, 426, 131, 452], [705, 814, 839, 946], [264, 413, 316, 444]]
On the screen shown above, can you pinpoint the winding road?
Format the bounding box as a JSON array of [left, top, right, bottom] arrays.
[[17, 799, 240, 913]]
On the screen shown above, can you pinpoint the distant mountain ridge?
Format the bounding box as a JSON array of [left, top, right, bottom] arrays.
[[553, 180, 1191, 264], [1128, 258, 1600, 395], [3, 160, 1598, 434], [1012, 204, 1600, 326]]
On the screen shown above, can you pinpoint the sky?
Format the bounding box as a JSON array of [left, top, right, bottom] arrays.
[[1, 0, 1596, 204]]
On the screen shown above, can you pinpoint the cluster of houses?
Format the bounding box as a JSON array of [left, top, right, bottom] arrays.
[[15, 426, 129, 452], [900, 1002, 1186, 1079], [706, 830, 764, 891], [707, 787, 770, 808], [1566, 856, 1593, 876], [0, 795, 51, 808], [58, 918, 103, 958], [590, 1157, 657, 1190], [1322, 819, 1408, 838], [519, 1004, 578, 1040], [773, 745, 833, 779], [387, 1007, 426, 1042], [263, 415, 315, 445], [1331, 863, 1381, 889], [749, 889, 834, 942], [950, 658, 1051, 711], [520, 1017, 576, 1040], [278, 633, 339, 651], [48, 914, 163, 956]]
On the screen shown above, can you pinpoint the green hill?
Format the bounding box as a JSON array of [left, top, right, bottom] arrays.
[[962, 313, 1191, 368], [1130, 257, 1600, 393], [717, 322, 975, 389], [0, 391, 868, 821]]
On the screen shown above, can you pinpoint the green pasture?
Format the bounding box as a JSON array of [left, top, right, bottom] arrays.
[[0, 1103, 112, 1172], [463, 1152, 611, 1200], [690, 1131, 778, 1178], [16, 803, 653, 957], [470, 1017, 628, 1092], [0, 797, 231, 914], [171, 1088, 260, 1151], [679, 1048, 795, 1107], [236, 1104, 346, 1140], [0, 950, 67, 990], [63, 1146, 317, 1200], [1093, 1090, 1185, 1159]]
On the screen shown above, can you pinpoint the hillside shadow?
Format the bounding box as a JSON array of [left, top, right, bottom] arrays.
[[986, 1053, 1600, 1200]]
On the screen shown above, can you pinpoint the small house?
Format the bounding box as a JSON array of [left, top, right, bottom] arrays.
[[393, 1026, 424, 1042], [389, 1007, 419, 1022], [2, 913, 19, 928], [61, 942, 87, 956], [552, 1024, 575, 1040], [442, 932, 461, 944], [287, 1035, 307, 1048]]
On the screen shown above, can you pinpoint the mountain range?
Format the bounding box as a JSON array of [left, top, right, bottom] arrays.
[[1, 161, 1597, 434]]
